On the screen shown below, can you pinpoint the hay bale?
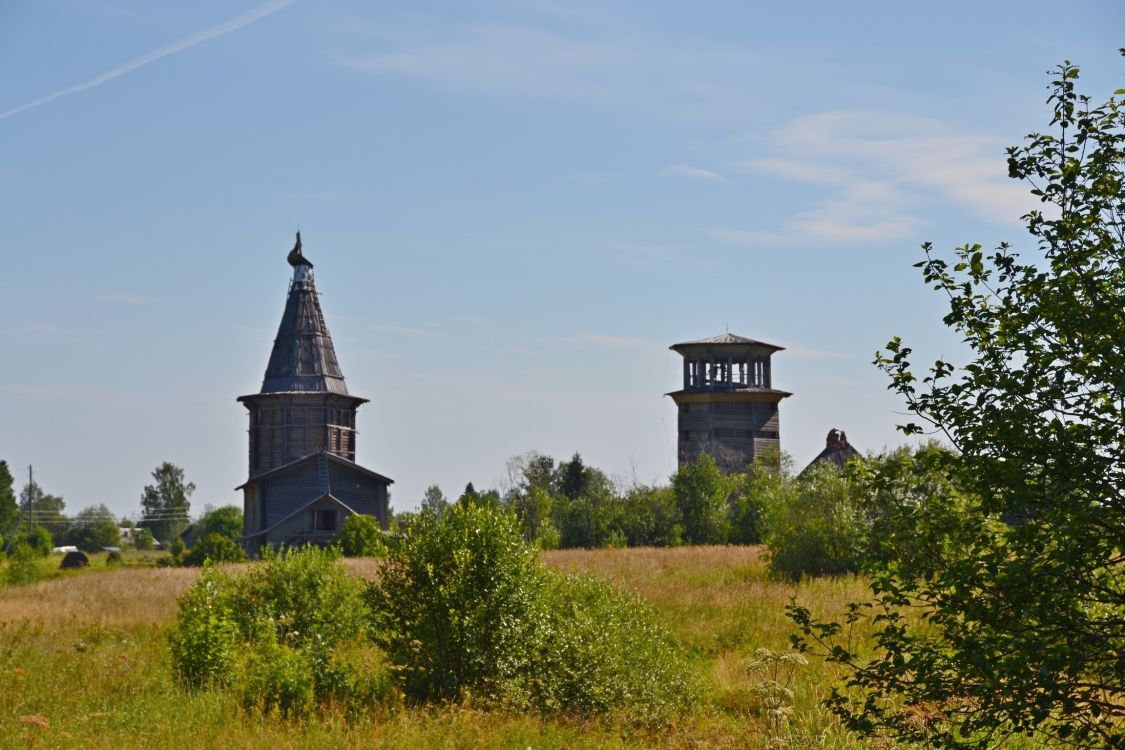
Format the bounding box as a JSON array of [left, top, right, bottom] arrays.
[[60, 550, 89, 569]]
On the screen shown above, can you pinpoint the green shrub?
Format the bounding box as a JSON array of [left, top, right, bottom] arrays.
[[169, 565, 240, 688], [169, 537, 185, 558], [534, 572, 696, 723], [240, 625, 316, 717], [182, 533, 247, 567], [16, 526, 52, 557], [170, 547, 379, 714], [762, 460, 868, 579], [234, 546, 368, 650], [5, 543, 45, 585], [336, 513, 386, 557], [369, 502, 545, 704], [369, 501, 695, 724], [105, 550, 123, 566]]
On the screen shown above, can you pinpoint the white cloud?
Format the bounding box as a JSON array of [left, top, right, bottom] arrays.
[[659, 164, 728, 184], [716, 110, 1031, 247], [0, 0, 297, 122], [334, 19, 772, 122], [339, 23, 630, 100]]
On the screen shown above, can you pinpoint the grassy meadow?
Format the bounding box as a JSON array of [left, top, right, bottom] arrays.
[[1, 546, 880, 749]]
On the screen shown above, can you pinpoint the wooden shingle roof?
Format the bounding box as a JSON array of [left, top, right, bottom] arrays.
[[260, 247, 350, 395], [670, 333, 784, 351]]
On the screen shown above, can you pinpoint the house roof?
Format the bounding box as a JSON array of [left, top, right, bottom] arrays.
[[260, 243, 350, 395], [236, 450, 394, 491], [800, 428, 861, 476], [670, 333, 784, 351]]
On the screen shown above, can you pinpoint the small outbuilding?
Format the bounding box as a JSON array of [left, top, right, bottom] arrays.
[[801, 428, 861, 476]]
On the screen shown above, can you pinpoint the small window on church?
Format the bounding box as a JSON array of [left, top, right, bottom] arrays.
[[310, 508, 338, 532]]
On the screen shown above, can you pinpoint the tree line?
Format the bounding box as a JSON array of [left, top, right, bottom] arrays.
[[0, 459, 237, 554], [393, 444, 956, 581]]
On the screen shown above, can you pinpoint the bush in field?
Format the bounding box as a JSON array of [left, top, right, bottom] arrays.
[[170, 547, 388, 715], [241, 627, 316, 716], [181, 533, 246, 567], [369, 501, 695, 724], [369, 502, 544, 703], [236, 546, 369, 650], [105, 550, 123, 566], [169, 565, 240, 688], [5, 543, 46, 585], [762, 460, 868, 579], [535, 572, 696, 723], [336, 513, 386, 557]]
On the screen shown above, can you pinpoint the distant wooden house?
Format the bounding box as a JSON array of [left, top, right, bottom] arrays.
[[667, 333, 791, 473], [237, 233, 392, 554], [800, 428, 861, 475]]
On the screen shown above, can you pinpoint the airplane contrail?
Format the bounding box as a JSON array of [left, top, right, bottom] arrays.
[[0, 0, 298, 122]]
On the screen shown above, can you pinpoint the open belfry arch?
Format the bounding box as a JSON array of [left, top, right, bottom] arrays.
[[667, 333, 791, 473], [237, 232, 392, 554]]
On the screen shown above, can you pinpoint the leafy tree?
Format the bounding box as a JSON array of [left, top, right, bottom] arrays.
[[618, 485, 682, 548], [181, 533, 247, 566], [67, 504, 121, 552], [15, 525, 53, 557], [791, 59, 1125, 748], [189, 505, 243, 546], [336, 513, 386, 557], [419, 484, 448, 515], [510, 485, 558, 548], [671, 454, 731, 545], [558, 487, 622, 549], [762, 460, 867, 579], [19, 480, 68, 544], [139, 462, 194, 542], [131, 527, 154, 551], [0, 460, 16, 540]]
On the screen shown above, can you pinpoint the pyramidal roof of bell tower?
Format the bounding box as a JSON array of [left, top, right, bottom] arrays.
[[259, 232, 351, 396]]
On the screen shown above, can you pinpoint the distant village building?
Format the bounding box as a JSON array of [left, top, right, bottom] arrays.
[[667, 333, 791, 473], [800, 428, 861, 476], [237, 233, 392, 554]]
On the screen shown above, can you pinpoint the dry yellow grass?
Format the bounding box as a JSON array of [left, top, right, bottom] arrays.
[[0, 565, 202, 626]]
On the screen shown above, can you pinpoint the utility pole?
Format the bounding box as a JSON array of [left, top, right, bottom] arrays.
[[26, 465, 35, 529]]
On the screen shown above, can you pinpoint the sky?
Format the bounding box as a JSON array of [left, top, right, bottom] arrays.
[[0, 0, 1122, 520]]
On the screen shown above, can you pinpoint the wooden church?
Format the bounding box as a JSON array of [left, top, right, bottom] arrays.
[[238, 233, 392, 554]]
